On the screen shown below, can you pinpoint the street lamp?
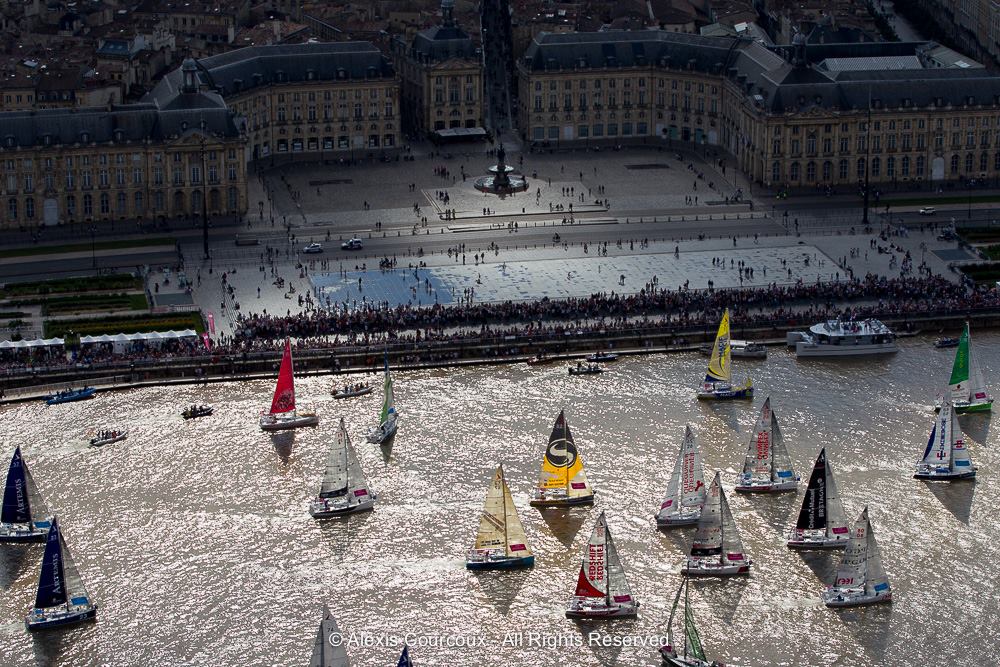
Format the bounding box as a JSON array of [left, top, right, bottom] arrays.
[[88, 225, 96, 269], [968, 180, 974, 220]]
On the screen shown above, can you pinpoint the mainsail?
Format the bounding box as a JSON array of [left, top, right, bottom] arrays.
[[538, 410, 592, 499], [574, 512, 633, 604], [833, 507, 890, 595], [380, 354, 396, 425], [310, 605, 350, 667], [475, 466, 531, 557], [397, 646, 412, 667], [269, 339, 296, 414], [603, 516, 634, 604], [795, 448, 848, 538], [658, 426, 706, 520], [921, 403, 973, 473], [667, 580, 707, 662], [949, 323, 989, 405], [34, 517, 89, 610], [742, 397, 795, 485], [705, 309, 732, 383], [2, 447, 31, 525], [691, 473, 746, 564], [320, 419, 372, 503]]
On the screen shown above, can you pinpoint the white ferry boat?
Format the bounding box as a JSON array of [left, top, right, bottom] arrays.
[[787, 319, 898, 357]]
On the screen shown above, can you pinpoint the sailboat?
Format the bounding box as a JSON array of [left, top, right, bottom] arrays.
[[309, 604, 350, 667], [24, 516, 98, 630], [566, 511, 638, 618], [914, 401, 977, 480], [822, 507, 892, 608], [656, 426, 707, 527], [786, 448, 850, 549], [660, 579, 721, 667], [530, 409, 595, 507], [260, 338, 319, 431], [735, 397, 799, 493], [310, 418, 377, 518], [396, 646, 412, 667], [936, 322, 993, 414], [0, 446, 53, 543], [682, 472, 751, 576], [466, 465, 534, 570], [696, 309, 753, 400], [366, 355, 397, 444]]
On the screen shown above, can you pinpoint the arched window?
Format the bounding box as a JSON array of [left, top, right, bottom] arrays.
[[771, 161, 781, 182], [965, 153, 974, 172], [790, 162, 800, 181], [116, 191, 127, 215], [916, 156, 925, 176], [806, 161, 816, 181], [886, 156, 895, 178], [871, 157, 881, 177], [981, 152, 989, 171], [134, 191, 144, 214], [822, 161, 832, 181], [839, 159, 848, 180], [83, 194, 93, 216], [857, 158, 866, 179], [950, 154, 959, 174], [100, 192, 110, 215], [7, 198, 16, 220], [66, 195, 76, 216], [901, 156, 910, 177]]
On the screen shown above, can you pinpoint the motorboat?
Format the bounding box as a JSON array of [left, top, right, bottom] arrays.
[[787, 319, 898, 357], [182, 405, 214, 420], [568, 363, 603, 376], [45, 387, 96, 405], [586, 351, 618, 362], [698, 339, 767, 359], [89, 430, 127, 448], [332, 383, 373, 399], [934, 337, 959, 349]]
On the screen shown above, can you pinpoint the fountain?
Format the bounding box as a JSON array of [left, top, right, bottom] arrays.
[[474, 143, 528, 195]]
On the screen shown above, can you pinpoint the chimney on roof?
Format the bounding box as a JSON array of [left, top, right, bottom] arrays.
[[181, 58, 198, 94], [792, 30, 807, 69]]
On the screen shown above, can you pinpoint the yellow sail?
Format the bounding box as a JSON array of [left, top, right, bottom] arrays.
[[538, 410, 592, 497], [706, 309, 732, 383]]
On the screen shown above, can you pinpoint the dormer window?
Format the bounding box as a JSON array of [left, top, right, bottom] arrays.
[[114, 129, 124, 142], [306, 69, 315, 81], [336, 68, 346, 80], [4, 135, 14, 148], [42, 134, 51, 146], [181, 121, 188, 132], [80, 131, 89, 143]]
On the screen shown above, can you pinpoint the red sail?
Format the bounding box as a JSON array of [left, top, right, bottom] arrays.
[[270, 339, 296, 414], [573, 565, 605, 598]]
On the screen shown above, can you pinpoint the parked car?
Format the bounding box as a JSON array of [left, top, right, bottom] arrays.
[[303, 243, 324, 254], [918, 207, 936, 215], [341, 238, 363, 250]]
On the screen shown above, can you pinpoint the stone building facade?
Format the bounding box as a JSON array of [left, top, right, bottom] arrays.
[[518, 31, 1000, 188]]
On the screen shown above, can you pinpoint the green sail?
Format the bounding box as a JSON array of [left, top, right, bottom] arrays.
[[948, 324, 970, 388], [684, 602, 707, 661]]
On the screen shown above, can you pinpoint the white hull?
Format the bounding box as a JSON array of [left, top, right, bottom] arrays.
[[656, 510, 701, 527], [786, 531, 849, 550], [565, 598, 638, 619], [735, 479, 799, 493], [309, 495, 376, 518], [914, 465, 977, 480], [794, 341, 898, 357], [25, 602, 98, 630], [660, 649, 715, 667], [0, 521, 50, 542], [822, 588, 892, 607], [366, 419, 397, 444], [681, 558, 751, 577], [260, 413, 319, 431]]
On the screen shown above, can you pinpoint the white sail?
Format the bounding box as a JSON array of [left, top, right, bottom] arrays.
[[718, 481, 747, 561], [475, 466, 530, 556], [689, 473, 723, 559], [604, 521, 634, 604], [658, 426, 706, 521], [832, 508, 871, 590], [501, 474, 532, 558], [823, 456, 849, 538], [742, 397, 794, 485], [948, 405, 974, 472], [311, 605, 350, 667], [344, 430, 373, 501], [969, 348, 989, 404], [864, 520, 891, 596], [319, 422, 350, 498], [771, 418, 796, 482]]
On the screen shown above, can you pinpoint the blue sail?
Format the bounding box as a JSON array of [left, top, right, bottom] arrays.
[[2, 447, 31, 525], [397, 646, 412, 667], [921, 423, 937, 462], [34, 517, 68, 609]]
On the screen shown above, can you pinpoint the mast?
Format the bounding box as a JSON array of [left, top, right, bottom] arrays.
[[602, 512, 610, 606], [342, 420, 350, 497], [683, 581, 690, 659], [501, 464, 509, 550]]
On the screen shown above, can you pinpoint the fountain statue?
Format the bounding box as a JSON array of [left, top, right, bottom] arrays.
[[474, 142, 528, 195]]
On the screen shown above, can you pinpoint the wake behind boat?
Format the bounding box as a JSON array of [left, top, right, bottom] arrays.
[[936, 322, 992, 414], [786, 448, 850, 549], [366, 355, 397, 444], [530, 409, 595, 507], [660, 579, 722, 667], [915, 402, 977, 480], [656, 425, 707, 528], [735, 397, 799, 493], [565, 511, 638, 619], [0, 446, 53, 543], [88, 429, 127, 448], [44, 387, 96, 405], [310, 418, 376, 518], [682, 472, 752, 577], [697, 309, 753, 400], [260, 339, 319, 432], [25, 516, 98, 630], [466, 465, 534, 570], [822, 507, 892, 608]]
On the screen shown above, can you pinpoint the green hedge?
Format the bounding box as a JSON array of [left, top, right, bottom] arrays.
[[42, 293, 149, 314], [0, 274, 142, 298], [0, 237, 173, 260], [960, 263, 1000, 283], [44, 312, 205, 338]]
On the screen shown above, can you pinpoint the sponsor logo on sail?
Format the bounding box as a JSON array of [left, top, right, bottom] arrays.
[[545, 437, 577, 469]]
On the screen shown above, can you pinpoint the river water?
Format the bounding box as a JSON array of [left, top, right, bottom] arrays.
[[1, 333, 998, 667]]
